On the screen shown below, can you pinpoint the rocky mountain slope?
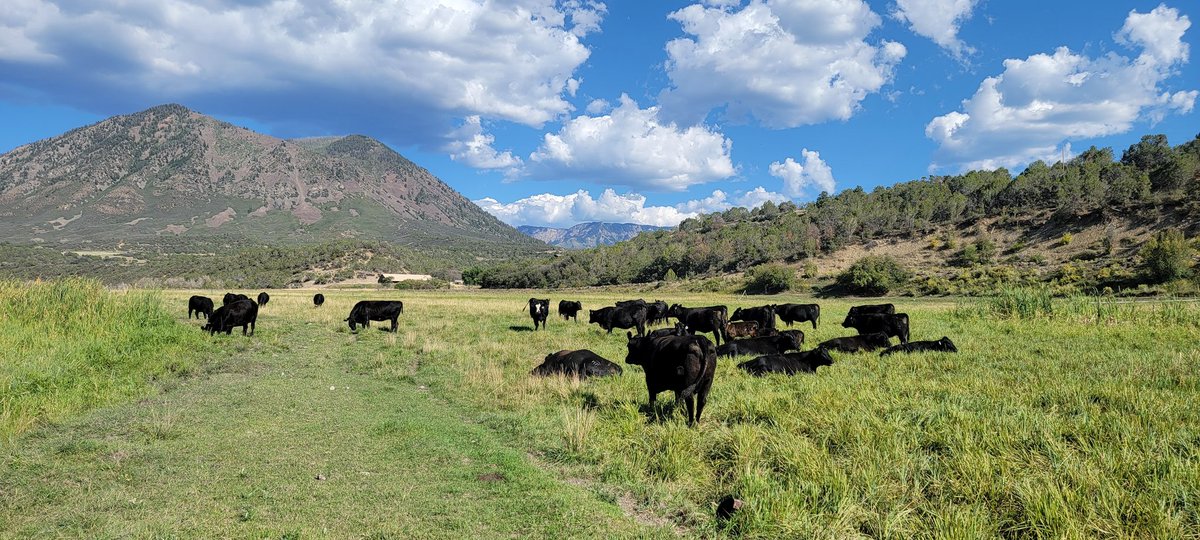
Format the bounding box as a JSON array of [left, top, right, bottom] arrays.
[[517, 222, 668, 249]]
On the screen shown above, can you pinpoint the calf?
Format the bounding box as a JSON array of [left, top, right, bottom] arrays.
[[625, 332, 717, 426], [818, 332, 892, 353], [646, 300, 670, 326], [530, 350, 622, 379], [724, 320, 760, 339], [257, 292, 270, 306], [528, 298, 550, 330], [731, 305, 777, 333], [776, 303, 820, 329], [346, 300, 404, 332], [738, 349, 834, 376], [667, 304, 728, 346], [204, 298, 258, 336], [313, 293, 325, 307], [188, 295, 213, 320], [589, 304, 648, 337], [843, 312, 910, 344], [558, 300, 583, 322], [716, 334, 801, 358], [880, 337, 957, 357], [842, 303, 895, 325], [223, 292, 249, 306], [648, 322, 688, 338]]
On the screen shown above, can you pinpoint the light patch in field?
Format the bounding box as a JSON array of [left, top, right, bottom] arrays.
[[48, 213, 82, 230], [205, 207, 237, 228]]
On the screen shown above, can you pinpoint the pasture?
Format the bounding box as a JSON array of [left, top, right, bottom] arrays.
[[3, 284, 1200, 538]]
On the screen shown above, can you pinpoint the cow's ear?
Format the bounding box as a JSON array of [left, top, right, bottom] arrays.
[[626, 331, 633, 340]]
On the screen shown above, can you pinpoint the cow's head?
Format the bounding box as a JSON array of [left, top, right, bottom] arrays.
[[940, 336, 958, 352], [667, 304, 684, 318], [624, 331, 654, 365], [812, 348, 834, 368]]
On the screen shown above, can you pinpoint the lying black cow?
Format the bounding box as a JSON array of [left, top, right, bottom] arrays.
[[843, 312, 910, 344], [625, 332, 717, 426], [716, 334, 801, 358], [738, 348, 834, 376], [648, 322, 688, 338], [818, 332, 891, 353], [530, 350, 622, 379], [223, 292, 249, 306], [776, 303, 820, 329], [313, 293, 325, 307], [880, 337, 957, 357], [558, 300, 583, 322], [204, 298, 258, 336], [667, 304, 727, 346], [188, 295, 213, 320], [528, 298, 550, 330], [257, 292, 270, 306], [589, 304, 648, 337], [842, 303, 894, 325], [647, 300, 669, 326], [731, 305, 776, 333], [346, 300, 404, 332], [777, 329, 805, 347]]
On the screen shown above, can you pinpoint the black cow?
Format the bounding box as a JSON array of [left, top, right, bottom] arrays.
[[530, 350, 622, 379], [313, 293, 325, 307], [528, 298, 550, 330], [738, 348, 834, 376], [589, 304, 648, 337], [880, 337, 957, 357], [223, 292, 249, 306], [777, 329, 806, 348], [646, 300, 670, 326], [257, 292, 270, 306], [776, 303, 820, 329], [616, 299, 646, 307], [625, 332, 717, 426], [842, 303, 895, 325], [716, 334, 801, 358], [558, 300, 583, 322], [667, 304, 727, 346], [843, 312, 910, 344], [346, 300, 404, 332], [203, 298, 258, 336], [731, 305, 777, 333], [647, 322, 688, 338], [187, 295, 213, 320], [818, 332, 892, 353]]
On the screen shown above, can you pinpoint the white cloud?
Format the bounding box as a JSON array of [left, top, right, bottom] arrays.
[[769, 149, 836, 197], [926, 5, 1196, 171], [585, 98, 611, 114], [445, 116, 522, 172], [891, 0, 978, 60], [736, 186, 790, 208], [527, 94, 736, 191], [475, 185, 787, 227], [657, 0, 906, 128]]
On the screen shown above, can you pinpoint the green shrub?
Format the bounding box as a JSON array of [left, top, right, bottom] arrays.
[[1140, 229, 1193, 283], [393, 279, 449, 290], [743, 263, 795, 294], [836, 256, 910, 296]]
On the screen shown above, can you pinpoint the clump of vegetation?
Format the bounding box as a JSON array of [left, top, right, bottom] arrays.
[[1140, 229, 1194, 283], [836, 256, 909, 296], [1060, 232, 1074, 246], [956, 237, 997, 266], [393, 279, 450, 290], [742, 263, 795, 294]]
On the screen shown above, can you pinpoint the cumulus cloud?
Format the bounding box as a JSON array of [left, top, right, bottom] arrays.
[[657, 0, 906, 128], [0, 0, 600, 144], [926, 4, 1197, 172], [891, 0, 978, 60], [445, 116, 522, 172], [475, 186, 787, 227], [769, 150, 836, 197], [526, 94, 736, 191]]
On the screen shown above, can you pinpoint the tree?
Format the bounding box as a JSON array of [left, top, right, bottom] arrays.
[[836, 256, 910, 296], [743, 263, 795, 294], [1140, 229, 1193, 283]]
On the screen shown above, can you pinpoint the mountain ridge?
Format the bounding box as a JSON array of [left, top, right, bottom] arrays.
[[517, 222, 669, 249]]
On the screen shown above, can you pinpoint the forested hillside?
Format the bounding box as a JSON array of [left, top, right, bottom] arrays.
[[472, 133, 1200, 294]]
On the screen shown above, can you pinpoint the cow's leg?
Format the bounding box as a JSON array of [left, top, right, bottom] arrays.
[[636, 321, 645, 337], [249, 320, 255, 336], [811, 318, 818, 330], [391, 317, 398, 332], [681, 393, 695, 425]]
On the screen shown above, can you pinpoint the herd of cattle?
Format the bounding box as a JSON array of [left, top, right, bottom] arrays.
[[187, 291, 406, 334], [530, 298, 957, 425]]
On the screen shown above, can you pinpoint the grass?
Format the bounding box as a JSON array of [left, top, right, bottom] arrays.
[[2, 285, 1199, 537]]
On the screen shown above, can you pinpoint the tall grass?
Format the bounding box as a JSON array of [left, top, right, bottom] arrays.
[[0, 278, 210, 443]]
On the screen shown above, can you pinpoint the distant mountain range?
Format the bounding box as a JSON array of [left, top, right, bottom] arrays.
[[0, 104, 544, 256], [518, 222, 669, 249]]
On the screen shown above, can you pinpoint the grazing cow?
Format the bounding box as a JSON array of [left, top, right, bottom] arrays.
[[731, 305, 777, 333], [880, 337, 957, 357], [313, 293, 325, 307], [818, 332, 892, 353], [625, 332, 717, 426], [558, 300, 583, 322], [776, 303, 820, 329], [203, 298, 258, 336], [646, 300, 670, 326], [187, 295, 214, 320], [843, 312, 910, 344], [723, 320, 760, 339], [648, 322, 688, 338], [842, 303, 895, 325], [257, 292, 270, 306], [667, 304, 728, 346], [616, 299, 646, 307], [223, 292, 249, 306], [530, 350, 622, 379], [589, 304, 648, 337], [528, 298, 550, 330], [738, 348, 834, 376], [346, 300, 404, 332], [716, 334, 801, 358]]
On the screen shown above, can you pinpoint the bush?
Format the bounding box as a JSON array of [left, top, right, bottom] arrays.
[[393, 279, 449, 290], [743, 263, 795, 294], [836, 256, 910, 296], [1140, 229, 1193, 283]]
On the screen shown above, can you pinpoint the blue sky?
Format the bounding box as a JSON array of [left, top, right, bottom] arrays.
[[1, 1, 1196, 227]]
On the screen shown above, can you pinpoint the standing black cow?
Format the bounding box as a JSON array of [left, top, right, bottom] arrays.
[[204, 298, 258, 336], [776, 303, 820, 329], [558, 300, 583, 322], [731, 305, 777, 333], [589, 304, 648, 337], [738, 348, 834, 376], [715, 334, 801, 358], [667, 304, 728, 346], [187, 295, 214, 320], [257, 292, 270, 306], [843, 312, 910, 344], [648, 322, 688, 338], [346, 300, 404, 332], [817, 332, 892, 353], [531, 350, 623, 379], [313, 293, 325, 307], [223, 292, 249, 306], [646, 300, 670, 326], [625, 332, 717, 426], [880, 337, 957, 357], [842, 303, 895, 325], [528, 298, 550, 330]]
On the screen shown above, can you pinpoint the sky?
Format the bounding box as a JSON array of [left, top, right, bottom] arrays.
[[1, 0, 1197, 228]]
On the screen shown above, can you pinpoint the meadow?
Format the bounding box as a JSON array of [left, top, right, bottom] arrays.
[[2, 282, 1199, 538]]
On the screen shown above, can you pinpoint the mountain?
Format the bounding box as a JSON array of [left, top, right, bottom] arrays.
[[517, 222, 669, 249], [0, 104, 543, 256]]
